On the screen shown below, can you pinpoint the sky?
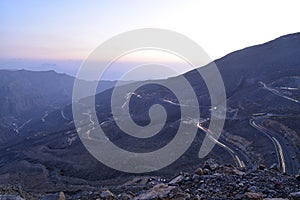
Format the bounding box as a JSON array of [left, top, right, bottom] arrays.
[[0, 0, 300, 79]]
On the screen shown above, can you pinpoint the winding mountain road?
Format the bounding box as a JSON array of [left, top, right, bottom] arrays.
[[260, 81, 300, 104], [250, 117, 299, 175], [197, 122, 254, 169]]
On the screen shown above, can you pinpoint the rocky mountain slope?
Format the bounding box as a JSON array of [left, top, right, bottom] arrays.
[[0, 33, 299, 198], [0, 69, 118, 142], [1, 159, 300, 200]]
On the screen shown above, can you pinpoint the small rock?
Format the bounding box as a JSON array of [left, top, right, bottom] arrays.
[[274, 181, 284, 189], [258, 164, 266, 170], [203, 168, 210, 175], [140, 177, 149, 185], [233, 169, 245, 176], [100, 190, 114, 200], [192, 174, 200, 181], [248, 186, 257, 192], [195, 168, 203, 176], [184, 176, 191, 182], [245, 192, 263, 200], [269, 163, 279, 171], [203, 158, 219, 171], [169, 175, 184, 184], [59, 192, 65, 200], [134, 184, 178, 200]]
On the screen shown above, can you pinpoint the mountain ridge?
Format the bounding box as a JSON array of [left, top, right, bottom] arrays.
[[0, 32, 299, 194]]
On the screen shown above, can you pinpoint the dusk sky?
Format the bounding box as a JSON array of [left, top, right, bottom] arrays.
[[0, 0, 299, 78]]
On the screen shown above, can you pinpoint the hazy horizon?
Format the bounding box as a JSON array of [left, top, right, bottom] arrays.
[[1, 0, 300, 80], [0, 31, 299, 81]]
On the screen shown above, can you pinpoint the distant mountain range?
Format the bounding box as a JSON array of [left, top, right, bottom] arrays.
[[0, 69, 118, 127], [0, 33, 299, 192]]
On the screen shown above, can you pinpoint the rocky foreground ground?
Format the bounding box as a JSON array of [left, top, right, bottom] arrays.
[[0, 159, 299, 200]]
